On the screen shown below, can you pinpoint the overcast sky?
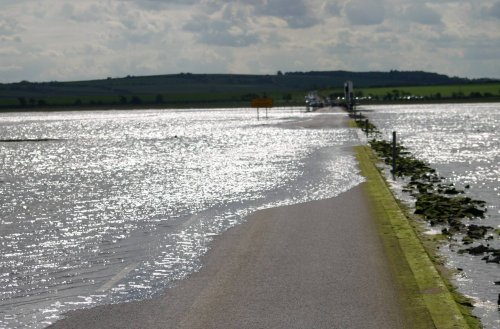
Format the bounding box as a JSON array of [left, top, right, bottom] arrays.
[[1, 0, 499, 83]]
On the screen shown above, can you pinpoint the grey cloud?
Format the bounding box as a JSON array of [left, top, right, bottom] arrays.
[[184, 17, 259, 47], [490, 2, 500, 19], [0, 35, 22, 42], [0, 55, 49, 83], [59, 3, 108, 22], [0, 16, 23, 36], [345, 0, 385, 25], [325, 1, 343, 16], [405, 4, 442, 25], [254, 0, 320, 28], [182, 2, 262, 47], [130, 0, 199, 10], [463, 40, 500, 60], [1, 0, 499, 82], [71, 2, 171, 46]]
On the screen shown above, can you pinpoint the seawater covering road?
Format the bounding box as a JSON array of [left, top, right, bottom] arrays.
[[0, 107, 363, 328], [50, 109, 409, 329]]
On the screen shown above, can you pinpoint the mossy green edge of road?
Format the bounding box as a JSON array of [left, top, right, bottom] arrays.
[[355, 145, 481, 329]]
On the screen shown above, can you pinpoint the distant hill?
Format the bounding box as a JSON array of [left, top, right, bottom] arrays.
[[0, 70, 497, 109]]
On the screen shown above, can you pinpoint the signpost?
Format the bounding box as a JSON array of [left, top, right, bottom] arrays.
[[392, 131, 397, 177], [251, 98, 273, 120]]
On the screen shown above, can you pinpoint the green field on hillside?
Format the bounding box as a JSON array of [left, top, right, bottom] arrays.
[[0, 70, 498, 110], [322, 83, 500, 101], [0, 90, 307, 109], [361, 83, 500, 98]]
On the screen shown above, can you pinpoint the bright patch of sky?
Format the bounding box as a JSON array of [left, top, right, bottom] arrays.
[[0, 0, 499, 82]]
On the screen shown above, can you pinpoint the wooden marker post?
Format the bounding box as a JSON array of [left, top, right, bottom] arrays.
[[392, 131, 397, 176]]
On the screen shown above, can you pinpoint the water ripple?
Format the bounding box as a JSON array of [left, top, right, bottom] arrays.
[[0, 108, 363, 328]]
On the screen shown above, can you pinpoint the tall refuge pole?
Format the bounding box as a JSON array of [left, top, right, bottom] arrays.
[[344, 80, 354, 111]]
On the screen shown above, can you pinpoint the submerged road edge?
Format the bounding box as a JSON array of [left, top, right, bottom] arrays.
[[355, 145, 480, 329]]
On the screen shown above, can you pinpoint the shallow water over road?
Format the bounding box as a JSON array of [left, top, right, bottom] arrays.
[[0, 108, 363, 328]]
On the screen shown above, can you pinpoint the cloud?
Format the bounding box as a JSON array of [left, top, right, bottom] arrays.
[[405, 3, 442, 25], [143, 0, 199, 6], [0, 0, 499, 82], [254, 0, 320, 28], [344, 0, 385, 25], [0, 64, 22, 71], [59, 3, 105, 22], [0, 47, 21, 56], [0, 16, 24, 36], [0, 35, 22, 42], [131, 0, 197, 10], [324, 1, 343, 16], [183, 3, 262, 47], [490, 1, 500, 19], [185, 17, 260, 47], [464, 45, 500, 60]]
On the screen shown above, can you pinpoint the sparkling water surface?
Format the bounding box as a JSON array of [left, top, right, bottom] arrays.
[[0, 108, 364, 328], [365, 103, 500, 329]]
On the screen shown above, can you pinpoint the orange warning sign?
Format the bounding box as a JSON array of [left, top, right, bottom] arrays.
[[251, 98, 273, 108]]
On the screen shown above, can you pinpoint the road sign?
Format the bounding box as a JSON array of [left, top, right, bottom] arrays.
[[251, 98, 273, 108]]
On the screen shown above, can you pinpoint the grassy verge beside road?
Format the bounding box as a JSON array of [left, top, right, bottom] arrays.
[[355, 145, 482, 329]]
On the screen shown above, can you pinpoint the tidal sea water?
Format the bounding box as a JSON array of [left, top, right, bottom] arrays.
[[0, 108, 364, 328], [365, 103, 500, 328]]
